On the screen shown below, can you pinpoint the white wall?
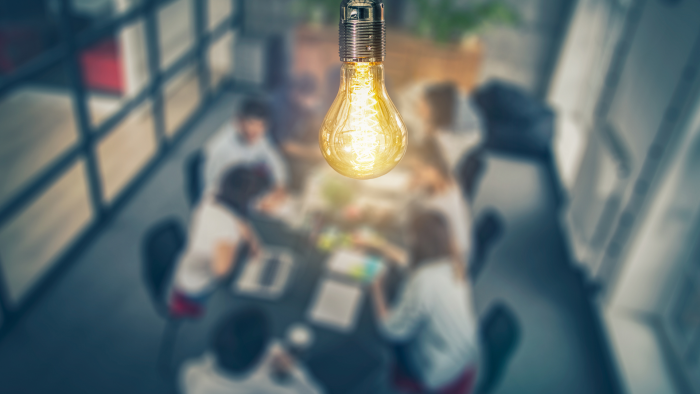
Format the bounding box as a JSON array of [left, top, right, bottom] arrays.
[[551, 0, 700, 280], [550, 0, 700, 391], [478, 0, 574, 94]]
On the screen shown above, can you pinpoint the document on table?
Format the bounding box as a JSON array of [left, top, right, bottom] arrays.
[[327, 249, 385, 283], [308, 279, 364, 333]]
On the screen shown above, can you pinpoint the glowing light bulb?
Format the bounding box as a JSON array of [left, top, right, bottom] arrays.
[[319, 0, 407, 180]]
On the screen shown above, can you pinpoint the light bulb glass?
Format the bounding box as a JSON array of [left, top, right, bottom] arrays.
[[319, 62, 408, 180]]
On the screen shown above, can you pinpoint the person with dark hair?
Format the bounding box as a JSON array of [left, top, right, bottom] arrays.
[[204, 97, 288, 210], [180, 308, 322, 394], [170, 166, 271, 317], [405, 140, 474, 265], [417, 82, 484, 172], [365, 210, 480, 394]]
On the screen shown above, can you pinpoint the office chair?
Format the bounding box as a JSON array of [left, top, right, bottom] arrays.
[[185, 150, 205, 207], [473, 80, 555, 159], [476, 302, 521, 394], [141, 218, 187, 375], [469, 209, 505, 281], [458, 148, 486, 203]]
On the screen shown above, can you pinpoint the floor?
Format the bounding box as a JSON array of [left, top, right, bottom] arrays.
[[0, 93, 620, 394]]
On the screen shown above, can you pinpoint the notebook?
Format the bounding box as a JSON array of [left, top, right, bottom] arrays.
[[307, 279, 364, 333]]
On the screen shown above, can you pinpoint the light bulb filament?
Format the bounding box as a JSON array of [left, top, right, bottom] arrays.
[[349, 63, 380, 166]]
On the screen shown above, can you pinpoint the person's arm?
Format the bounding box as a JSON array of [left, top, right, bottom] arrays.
[[203, 128, 232, 190], [256, 187, 287, 213], [263, 343, 323, 394], [239, 222, 261, 258], [212, 241, 238, 277], [372, 274, 424, 341], [287, 365, 324, 394], [263, 139, 289, 189], [371, 274, 390, 322], [282, 141, 323, 161], [276, 352, 324, 394], [354, 234, 409, 268]]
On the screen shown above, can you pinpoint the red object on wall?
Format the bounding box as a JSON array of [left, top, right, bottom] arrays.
[[80, 39, 124, 94]]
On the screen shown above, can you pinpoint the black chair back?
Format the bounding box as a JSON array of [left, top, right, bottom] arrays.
[[470, 209, 505, 280], [458, 148, 486, 203], [476, 303, 521, 394], [185, 150, 205, 207], [473, 80, 555, 159], [142, 218, 186, 317]]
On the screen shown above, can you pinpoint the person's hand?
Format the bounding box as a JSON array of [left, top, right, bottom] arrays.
[[352, 229, 383, 250], [271, 349, 296, 374], [242, 225, 262, 260], [257, 188, 287, 213], [371, 269, 386, 292]]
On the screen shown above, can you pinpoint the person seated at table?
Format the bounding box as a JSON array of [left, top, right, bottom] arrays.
[[204, 97, 287, 209], [270, 74, 323, 191], [180, 307, 323, 394], [367, 210, 480, 394], [406, 140, 473, 265], [170, 166, 271, 317], [417, 82, 484, 171], [271, 74, 323, 161]]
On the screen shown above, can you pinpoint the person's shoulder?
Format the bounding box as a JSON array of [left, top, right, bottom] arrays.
[[413, 261, 452, 285], [407, 265, 436, 292], [196, 198, 238, 226], [206, 123, 237, 152]]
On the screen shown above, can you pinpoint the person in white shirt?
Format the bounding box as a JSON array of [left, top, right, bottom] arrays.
[[180, 307, 323, 394], [204, 98, 288, 210], [416, 82, 484, 172], [170, 166, 271, 317], [406, 140, 473, 265], [364, 210, 480, 393]]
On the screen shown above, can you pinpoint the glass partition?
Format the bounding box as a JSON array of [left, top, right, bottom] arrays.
[[84, 19, 150, 127], [158, 0, 195, 70], [208, 31, 235, 89], [97, 101, 157, 201], [0, 160, 93, 301], [164, 65, 201, 136], [0, 69, 79, 209]]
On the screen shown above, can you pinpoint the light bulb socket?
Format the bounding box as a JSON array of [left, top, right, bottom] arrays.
[[339, 0, 386, 63]]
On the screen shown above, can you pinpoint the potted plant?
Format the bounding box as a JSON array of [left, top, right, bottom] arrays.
[[292, 0, 341, 27], [410, 0, 519, 44], [293, 0, 518, 40], [292, 0, 519, 91]]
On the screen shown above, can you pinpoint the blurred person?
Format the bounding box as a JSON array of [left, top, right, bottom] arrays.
[[170, 166, 271, 317], [180, 307, 323, 394], [271, 74, 323, 160], [271, 74, 324, 191], [417, 82, 485, 171], [204, 97, 287, 209], [366, 210, 480, 394], [406, 140, 473, 265]]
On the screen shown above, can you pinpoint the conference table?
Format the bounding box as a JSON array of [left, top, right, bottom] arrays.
[[213, 164, 416, 394], [237, 215, 392, 394], [218, 167, 414, 394]]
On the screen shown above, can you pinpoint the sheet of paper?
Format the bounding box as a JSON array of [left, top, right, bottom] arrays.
[[327, 249, 367, 275], [308, 279, 363, 332], [327, 249, 386, 282]]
